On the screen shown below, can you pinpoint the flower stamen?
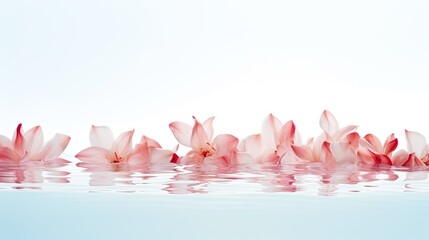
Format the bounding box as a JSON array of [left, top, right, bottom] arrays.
[[113, 152, 122, 163]]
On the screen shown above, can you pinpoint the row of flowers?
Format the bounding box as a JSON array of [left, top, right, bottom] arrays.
[[0, 110, 428, 168]]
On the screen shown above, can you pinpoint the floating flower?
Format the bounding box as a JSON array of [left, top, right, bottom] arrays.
[[391, 130, 428, 167], [76, 126, 177, 166], [76, 125, 137, 164], [169, 116, 238, 164], [0, 123, 70, 162], [238, 114, 300, 164], [130, 135, 179, 165], [292, 110, 359, 164], [357, 134, 398, 166]]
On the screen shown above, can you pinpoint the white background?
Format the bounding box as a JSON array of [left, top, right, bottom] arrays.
[[1, 0, 428, 155]]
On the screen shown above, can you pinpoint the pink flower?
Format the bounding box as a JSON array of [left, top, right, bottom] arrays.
[[0, 123, 70, 162], [391, 130, 428, 167], [76, 125, 137, 164], [237, 114, 300, 164], [129, 135, 179, 165], [292, 110, 359, 164], [357, 134, 398, 165], [169, 116, 238, 164]]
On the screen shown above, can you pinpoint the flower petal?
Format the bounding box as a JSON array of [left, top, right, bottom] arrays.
[[291, 144, 313, 161], [40, 134, 71, 160], [237, 134, 264, 159], [75, 147, 111, 164], [0, 135, 12, 148], [0, 146, 21, 161], [343, 132, 360, 150], [383, 134, 398, 156], [202, 117, 215, 141], [320, 141, 334, 165], [24, 125, 44, 159], [90, 125, 114, 149], [331, 142, 356, 164], [262, 114, 282, 150], [391, 150, 410, 167], [230, 151, 255, 164], [333, 125, 358, 141], [258, 152, 280, 164], [212, 134, 238, 157], [140, 135, 162, 148], [363, 134, 382, 152], [319, 110, 339, 136], [150, 148, 176, 164], [312, 133, 326, 162], [403, 153, 426, 167], [169, 121, 192, 147], [405, 130, 428, 158], [12, 124, 25, 156], [279, 120, 296, 145], [129, 142, 151, 164], [190, 116, 209, 150], [357, 149, 378, 165], [113, 130, 134, 159]]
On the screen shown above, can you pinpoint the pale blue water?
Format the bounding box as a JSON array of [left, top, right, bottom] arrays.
[[1, 156, 429, 240]]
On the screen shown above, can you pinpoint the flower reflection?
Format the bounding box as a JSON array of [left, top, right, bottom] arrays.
[[77, 161, 178, 187], [0, 158, 71, 186], [76, 161, 423, 194]]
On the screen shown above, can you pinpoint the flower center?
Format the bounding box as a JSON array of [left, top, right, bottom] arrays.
[[112, 152, 123, 163], [200, 142, 216, 157]]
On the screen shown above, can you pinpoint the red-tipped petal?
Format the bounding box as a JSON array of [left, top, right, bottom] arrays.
[[90, 125, 114, 149], [12, 124, 25, 156], [291, 144, 313, 161], [379, 154, 393, 165], [262, 114, 282, 150], [320, 141, 334, 165], [364, 134, 382, 152], [333, 125, 358, 141], [344, 132, 360, 150], [405, 130, 428, 158], [357, 149, 378, 165], [402, 153, 426, 167], [190, 117, 209, 150], [202, 117, 215, 141], [384, 137, 398, 156], [279, 120, 296, 145], [320, 110, 339, 136], [169, 121, 192, 147], [41, 134, 71, 160], [212, 134, 238, 158]]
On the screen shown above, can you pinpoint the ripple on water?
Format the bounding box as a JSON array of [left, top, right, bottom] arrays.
[[0, 156, 429, 195]]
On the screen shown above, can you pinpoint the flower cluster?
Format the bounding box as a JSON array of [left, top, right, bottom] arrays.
[[0, 110, 428, 169]]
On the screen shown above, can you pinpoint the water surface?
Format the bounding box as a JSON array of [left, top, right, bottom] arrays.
[[1, 156, 428, 240]]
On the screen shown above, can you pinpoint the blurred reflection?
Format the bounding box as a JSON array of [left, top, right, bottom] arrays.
[[1, 158, 426, 194], [0, 158, 71, 187], [77, 161, 178, 187]]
